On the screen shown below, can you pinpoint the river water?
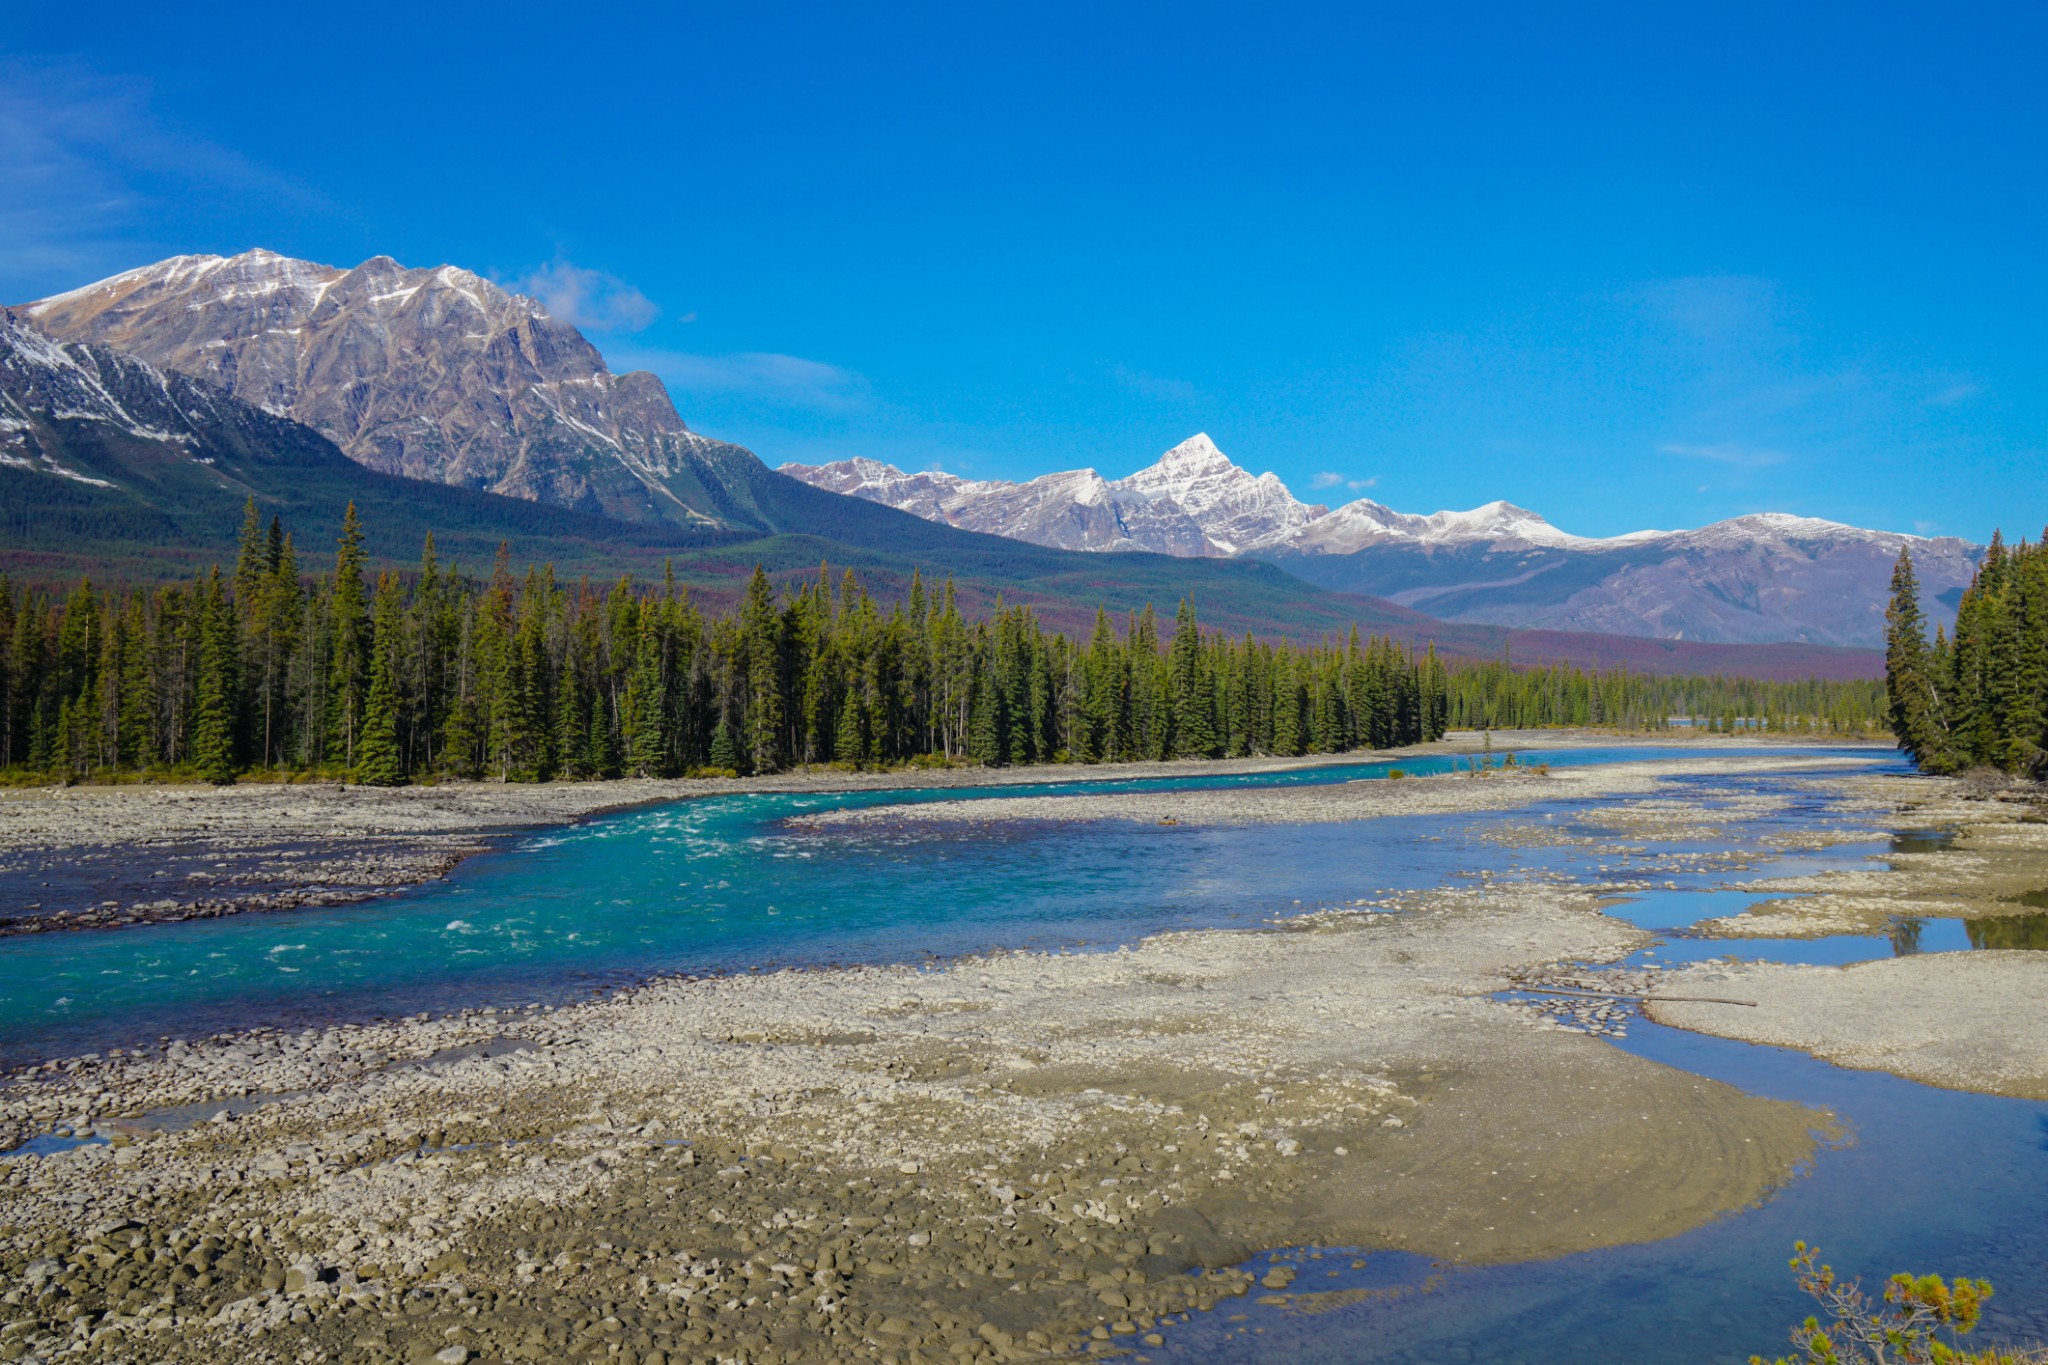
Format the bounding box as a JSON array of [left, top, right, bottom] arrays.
[[2, 743, 2044, 1362]]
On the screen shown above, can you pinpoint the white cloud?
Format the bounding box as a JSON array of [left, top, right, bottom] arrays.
[[511, 260, 660, 333], [1108, 363, 1204, 405], [610, 346, 869, 412], [1659, 441, 1789, 469], [1312, 471, 1379, 492], [1924, 382, 1982, 407], [0, 59, 320, 298]]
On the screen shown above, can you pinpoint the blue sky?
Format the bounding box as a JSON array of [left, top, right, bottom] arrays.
[[3, 1, 2041, 539]]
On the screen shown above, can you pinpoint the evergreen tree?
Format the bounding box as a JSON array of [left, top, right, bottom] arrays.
[[192, 571, 239, 785], [328, 503, 370, 769], [1169, 597, 1215, 758], [354, 573, 406, 786], [739, 567, 783, 773], [708, 717, 741, 771], [1884, 548, 1950, 769]]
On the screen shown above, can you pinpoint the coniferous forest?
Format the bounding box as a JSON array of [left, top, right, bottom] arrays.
[[1886, 531, 2048, 775], [0, 502, 1887, 787]]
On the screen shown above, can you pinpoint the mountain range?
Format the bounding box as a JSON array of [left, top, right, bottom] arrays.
[[2, 250, 1897, 679], [0, 305, 1454, 652], [20, 249, 775, 532], [782, 436, 1981, 648]]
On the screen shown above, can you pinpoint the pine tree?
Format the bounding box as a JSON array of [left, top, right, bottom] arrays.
[[1884, 547, 1950, 769], [192, 570, 239, 785], [1169, 597, 1215, 758], [328, 503, 370, 770], [708, 717, 741, 772], [739, 566, 783, 773], [354, 574, 405, 786]]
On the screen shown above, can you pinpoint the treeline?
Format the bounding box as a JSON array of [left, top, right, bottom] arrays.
[[0, 502, 1458, 785], [1449, 660, 1885, 734], [1887, 532, 2048, 774]]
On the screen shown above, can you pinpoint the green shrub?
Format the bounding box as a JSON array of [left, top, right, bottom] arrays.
[[1754, 1242, 2047, 1365]]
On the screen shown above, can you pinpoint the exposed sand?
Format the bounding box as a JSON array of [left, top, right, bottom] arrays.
[[1648, 953, 2048, 1101], [0, 880, 1827, 1364], [1695, 773, 2048, 938], [9, 736, 2007, 1365]]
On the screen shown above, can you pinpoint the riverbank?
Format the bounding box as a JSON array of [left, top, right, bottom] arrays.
[[786, 753, 1875, 832], [1647, 952, 2048, 1101], [1692, 771, 2048, 938], [0, 878, 1823, 1365], [0, 729, 1847, 937], [10, 738, 2016, 1365]]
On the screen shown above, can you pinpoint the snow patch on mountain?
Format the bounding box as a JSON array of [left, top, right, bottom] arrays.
[[20, 249, 762, 529]]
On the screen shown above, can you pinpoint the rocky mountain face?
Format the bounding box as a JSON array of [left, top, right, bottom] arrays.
[[19, 250, 770, 530], [0, 307, 740, 575], [0, 306, 345, 489], [782, 436, 1982, 648], [782, 434, 1321, 557]]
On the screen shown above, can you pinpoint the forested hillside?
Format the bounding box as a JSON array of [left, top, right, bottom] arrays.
[[1886, 530, 2048, 774], [0, 501, 1455, 784], [1, 503, 1888, 785]]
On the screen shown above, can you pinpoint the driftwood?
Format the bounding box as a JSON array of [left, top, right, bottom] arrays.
[[1500, 985, 1757, 1007]]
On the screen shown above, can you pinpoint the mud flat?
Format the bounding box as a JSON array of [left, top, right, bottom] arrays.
[[1646, 953, 2048, 1101], [0, 881, 1824, 1365]]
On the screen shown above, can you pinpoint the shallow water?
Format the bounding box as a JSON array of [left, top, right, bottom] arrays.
[[1158, 759, 2048, 1363], [1161, 1023, 2048, 1364], [5, 742, 2046, 1362], [0, 744, 1787, 1064]]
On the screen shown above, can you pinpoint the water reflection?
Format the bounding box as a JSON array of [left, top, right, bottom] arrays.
[[1968, 912, 2048, 951], [1887, 916, 1925, 955]]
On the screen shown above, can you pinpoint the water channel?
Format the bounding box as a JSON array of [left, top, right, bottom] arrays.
[[2, 743, 2043, 1361]]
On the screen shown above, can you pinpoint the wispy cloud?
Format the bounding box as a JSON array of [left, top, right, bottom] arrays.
[[1311, 471, 1378, 492], [511, 259, 662, 333], [1924, 382, 1982, 407], [1109, 363, 1204, 405], [611, 346, 870, 412], [1632, 275, 1788, 344], [0, 59, 321, 298], [1659, 441, 1790, 469]]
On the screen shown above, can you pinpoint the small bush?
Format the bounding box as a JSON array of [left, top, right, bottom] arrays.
[[1753, 1242, 2047, 1365]]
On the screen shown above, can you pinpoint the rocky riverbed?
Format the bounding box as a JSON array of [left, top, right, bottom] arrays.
[[1691, 772, 2048, 938], [784, 754, 1881, 833], [9, 738, 2036, 1365], [0, 734, 1585, 939], [0, 877, 1824, 1365]]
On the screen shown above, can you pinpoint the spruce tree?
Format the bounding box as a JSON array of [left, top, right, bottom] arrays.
[[354, 574, 405, 786], [328, 503, 369, 770], [709, 717, 742, 772], [834, 687, 865, 766], [192, 571, 239, 785], [1884, 547, 1949, 769], [1169, 597, 1214, 758], [739, 566, 783, 772]]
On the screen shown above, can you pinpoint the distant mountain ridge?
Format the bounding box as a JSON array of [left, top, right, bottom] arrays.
[[781, 437, 1982, 648], [19, 249, 772, 531], [786, 434, 1325, 557], [0, 306, 1886, 681]]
